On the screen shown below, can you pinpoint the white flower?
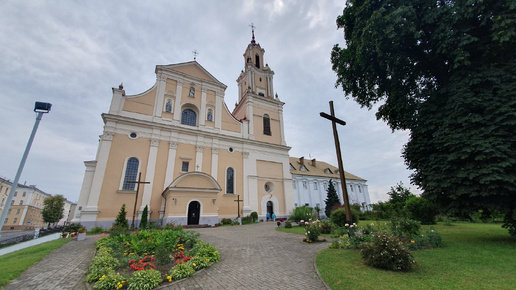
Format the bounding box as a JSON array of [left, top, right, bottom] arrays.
[[300, 220, 304, 223], [345, 223, 349, 227]]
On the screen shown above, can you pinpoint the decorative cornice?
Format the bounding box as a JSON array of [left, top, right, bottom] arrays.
[[169, 142, 178, 149], [101, 132, 114, 141], [196, 146, 204, 152], [151, 139, 160, 147]]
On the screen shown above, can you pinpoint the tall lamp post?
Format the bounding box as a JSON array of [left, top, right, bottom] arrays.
[[0, 102, 52, 238]]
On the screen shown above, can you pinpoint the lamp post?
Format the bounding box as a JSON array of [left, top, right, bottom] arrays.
[[0, 102, 52, 238]]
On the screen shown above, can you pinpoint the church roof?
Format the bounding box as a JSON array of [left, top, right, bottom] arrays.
[[289, 157, 366, 181], [156, 61, 227, 89]]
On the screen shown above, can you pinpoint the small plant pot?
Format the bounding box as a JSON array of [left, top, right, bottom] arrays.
[[77, 232, 86, 241]]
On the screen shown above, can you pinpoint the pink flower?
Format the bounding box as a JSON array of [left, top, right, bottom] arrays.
[[305, 222, 309, 225], [350, 225, 354, 228], [308, 231, 310, 234], [345, 223, 349, 227], [300, 220, 304, 223]]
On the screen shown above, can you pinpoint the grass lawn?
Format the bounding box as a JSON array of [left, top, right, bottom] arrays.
[[315, 221, 516, 289], [0, 238, 70, 287]]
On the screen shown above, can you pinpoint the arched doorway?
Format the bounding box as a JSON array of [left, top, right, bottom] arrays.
[[187, 201, 200, 225], [267, 201, 273, 217]]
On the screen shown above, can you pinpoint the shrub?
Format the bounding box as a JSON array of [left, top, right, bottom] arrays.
[[155, 244, 171, 266], [250, 211, 258, 222], [220, 218, 232, 225], [331, 207, 359, 227], [109, 225, 130, 238], [89, 226, 105, 234], [405, 196, 437, 225], [360, 232, 416, 271], [163, 222, 183, 231], [187, 255, 211, 271], [168, 263, 195, 281], [127, 269, 162, 290], [241, 215, 253, 225], [389, 218, 421, 239], [407, 228, 443, 250], [114, 204, 129, 229], [140, 205, 149, 229], [93, 269, 126, 290], [63, 223, 83, 233], [190, 240, 220, 263], [304, 222, 322, 242], [319, 220, 336, 234], [285, 221, 293, 228], [289, 206, 313, 222], [86, 252, 120, 282]]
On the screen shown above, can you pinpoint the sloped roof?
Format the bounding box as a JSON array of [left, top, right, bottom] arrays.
[[289, 157, 366, 181], [156, 61, 227, 88]]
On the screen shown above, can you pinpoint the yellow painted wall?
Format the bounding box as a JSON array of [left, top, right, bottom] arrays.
[[122, 87, 156, 116], [172, 66, 214, 83], [253, 103, 282, 144], [202, 147, 212, 175], [174, 143, 196, 177], [216, 149, 244, 216], [221, 106, 242, 132], [256, 160, 285, 214], [97, 134, 150, 219]]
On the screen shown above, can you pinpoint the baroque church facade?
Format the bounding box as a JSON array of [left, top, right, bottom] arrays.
[[73, 34, 295, 228]]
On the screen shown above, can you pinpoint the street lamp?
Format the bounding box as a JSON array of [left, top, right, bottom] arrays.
[[0, 102, 52, 238]]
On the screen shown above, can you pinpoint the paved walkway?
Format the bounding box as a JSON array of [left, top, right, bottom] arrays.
[[4, 235, 97, 290], [4, 222, 330, 290]]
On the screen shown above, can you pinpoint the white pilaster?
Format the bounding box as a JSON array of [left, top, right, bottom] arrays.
[[215, 92, 223, 129], [83, 132, 113, 219], [211, 148, 219, 179], [140, 138, 159, 209], [242, 151, 253, 215], [199, 88, 207, 126], [153, 74, 167, 117], [173, 81, 183, 122], [279, 106, 286, 145], [195, 146, 203, 172], [163, 141, 178, 188]]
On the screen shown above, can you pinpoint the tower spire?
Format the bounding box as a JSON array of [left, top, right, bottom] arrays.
[[249, 23, 256, 44]]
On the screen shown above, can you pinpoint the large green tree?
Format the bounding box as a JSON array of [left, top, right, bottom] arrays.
[[331, 0, 516, 236], [325, 179, 340, 217], [41, 195, 65, 227]]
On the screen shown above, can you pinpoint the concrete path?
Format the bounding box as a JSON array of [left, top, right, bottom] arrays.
[[4, 222, 330, 290]]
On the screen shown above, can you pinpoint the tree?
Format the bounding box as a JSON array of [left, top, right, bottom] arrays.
[[140, 205, 148, 229], [387, 182, 415, 217], [332, 0, 516, 236], [114, 204, 129, 228], [41, 195, 65, 227], [325, 180, 340, 217]]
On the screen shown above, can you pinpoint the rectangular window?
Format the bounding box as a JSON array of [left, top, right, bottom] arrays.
[[22, 192, 26, 197], [16, 209, 20, 214], [11, 200, 14, 205], [14, 191, 17, 197], [182, 161, 189, 172], [305, 203, 309, 206], [350, 185, 354, 192], [313, 182, 318, 190], [4, 218, 7, 223], [302, 181, 307, 190], [8, 209, 11, 214], [292, 181, 297, 189], [358, 185, 362, 193], [13, 218, 17, 223], [19, 200, 23, 205]]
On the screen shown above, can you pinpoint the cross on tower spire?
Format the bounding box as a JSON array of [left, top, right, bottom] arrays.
[[192, 50, 199, 61], [249, 23, 256, 44]]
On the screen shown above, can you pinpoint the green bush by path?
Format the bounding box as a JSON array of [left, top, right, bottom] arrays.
[[317, 221, 516, 289], [0, 238, 70, 287]]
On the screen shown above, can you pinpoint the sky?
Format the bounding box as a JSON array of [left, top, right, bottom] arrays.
[[0, 0, 419, 204]]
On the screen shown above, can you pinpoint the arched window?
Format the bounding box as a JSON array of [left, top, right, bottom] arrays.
[[263, 114, 271, 135], [165, 99, 173, 113], [207, 109, 213, 122], [226, 167, 234, 194], [181, 109, 197, 126], [255, 54, 260, 68], [122, 157, 139, 190]]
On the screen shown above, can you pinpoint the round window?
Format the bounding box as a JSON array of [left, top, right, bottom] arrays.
[[228, 147, 234, 153], [265, 182, 274, 193], [129, 132, 138, 139]]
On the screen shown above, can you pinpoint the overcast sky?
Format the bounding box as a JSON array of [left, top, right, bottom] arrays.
[[0, 0, 418, 204]]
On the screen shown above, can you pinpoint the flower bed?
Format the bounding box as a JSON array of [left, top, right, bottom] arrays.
[[87, 226, 220, 289]]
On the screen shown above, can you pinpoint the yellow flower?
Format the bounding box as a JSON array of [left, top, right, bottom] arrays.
[[193, 263, 196, 267], [167, 276, 172, 282]]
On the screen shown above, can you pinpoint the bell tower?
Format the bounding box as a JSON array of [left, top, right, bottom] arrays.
[[233, 26, 286, 146]]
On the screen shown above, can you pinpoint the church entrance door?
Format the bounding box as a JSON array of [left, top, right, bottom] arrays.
[[267, 201, 273, 216], [187, 201, 200, 225]]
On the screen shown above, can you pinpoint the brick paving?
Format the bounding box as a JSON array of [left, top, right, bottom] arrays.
[[4, 222, 330, 290], [4, 235, 97, 290]]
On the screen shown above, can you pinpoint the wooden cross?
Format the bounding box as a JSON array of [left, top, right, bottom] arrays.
[[320, 101, 352, 223], [234, 194, 243, 218], [127, 172, 150, 228]]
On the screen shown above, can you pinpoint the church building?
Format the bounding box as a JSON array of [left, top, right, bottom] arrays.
[[73, 33, 294, 228]]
